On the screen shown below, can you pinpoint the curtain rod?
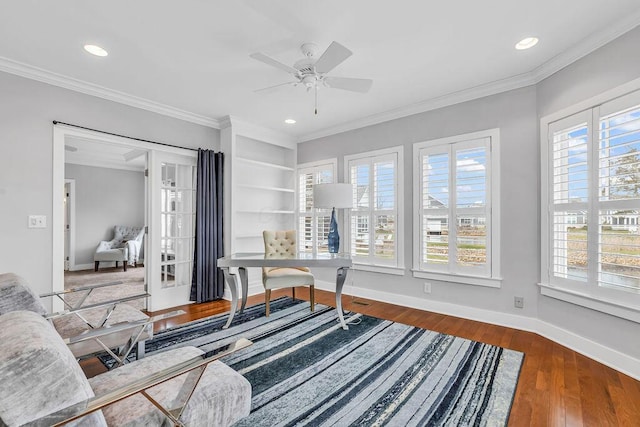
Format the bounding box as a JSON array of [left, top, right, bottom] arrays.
[[52, 120, 199, 152]]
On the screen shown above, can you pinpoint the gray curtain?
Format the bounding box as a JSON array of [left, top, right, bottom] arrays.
[[190, 149, 224, 302]]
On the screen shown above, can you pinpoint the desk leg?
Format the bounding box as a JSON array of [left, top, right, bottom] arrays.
[[335, 267, 349, 330], [238, 267, 248, 313], [221, 267, 238, 329]]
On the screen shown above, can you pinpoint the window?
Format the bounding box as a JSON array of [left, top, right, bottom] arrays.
[[345, 147, 404, 272], [413, 129, 501, 287], [297, 160, 336, 253], [542, 90, 640, 316]]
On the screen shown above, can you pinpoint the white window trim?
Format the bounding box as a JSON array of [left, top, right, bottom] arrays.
[[540, 79, 640, 322], [412, 128, 501, 288], [296, 158, 337, 254], [344, 146, 405, 274]]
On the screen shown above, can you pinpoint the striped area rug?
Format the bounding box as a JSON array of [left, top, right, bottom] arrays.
[[138, 297, 524, 426]]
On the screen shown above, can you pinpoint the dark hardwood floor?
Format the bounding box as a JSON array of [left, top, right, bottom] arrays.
[[81, 288, 640, 426]]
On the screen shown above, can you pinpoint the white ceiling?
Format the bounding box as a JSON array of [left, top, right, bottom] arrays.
[[2, 1, 640, 141], [65, 136, 146, 171]]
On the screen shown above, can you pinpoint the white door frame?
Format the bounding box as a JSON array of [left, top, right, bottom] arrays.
[[52, 124, 194, 311], [64, 179, 76, 271]]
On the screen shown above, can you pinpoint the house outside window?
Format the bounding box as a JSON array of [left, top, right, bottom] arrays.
[[345, 146, 404, 273], [541, 88, 640, 320], [296, 160, 336, 253], [413, 129, 501, 288]]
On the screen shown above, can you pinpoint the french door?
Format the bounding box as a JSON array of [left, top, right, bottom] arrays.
[[147, 150, 197, 311]]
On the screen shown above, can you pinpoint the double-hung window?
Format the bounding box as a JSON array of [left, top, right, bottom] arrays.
[[345, 147, 404, 272], [542, 89, 640, 318], [297, 160, 336, 253], [413, 129, 501, 287]]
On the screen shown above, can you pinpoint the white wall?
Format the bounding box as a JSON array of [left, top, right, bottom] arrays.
[[535, 26, 640, 359], [65, 164, 145, 267], [299, 25, 640, 369], [299, 85, 540, 317], [0, 71, 219, 303]]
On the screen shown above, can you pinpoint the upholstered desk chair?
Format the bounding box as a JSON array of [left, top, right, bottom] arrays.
[[262, 230, 315, 317]]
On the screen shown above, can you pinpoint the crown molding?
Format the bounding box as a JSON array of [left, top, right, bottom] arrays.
[[531, 9, 640, 84], [221, 115, 298, 148], [298, 72, 535, 142], [299, 16, 640, 143], [0, 56, 220, 129]]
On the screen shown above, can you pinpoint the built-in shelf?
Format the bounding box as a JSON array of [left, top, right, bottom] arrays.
[[236, 157, 295, 172], [237, 184, 295, 193], [222, 119, 297, 257]]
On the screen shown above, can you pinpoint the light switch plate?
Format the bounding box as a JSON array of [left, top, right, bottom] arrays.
[[28, 215, 46, 228]]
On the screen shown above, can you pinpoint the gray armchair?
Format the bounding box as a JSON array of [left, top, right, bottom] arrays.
[[94, 225, 145, 271], [0, 310, 252, 426], [0, 272, 154, 365]]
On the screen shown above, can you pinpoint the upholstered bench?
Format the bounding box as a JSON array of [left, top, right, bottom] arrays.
[[0, 311, 252, 426]]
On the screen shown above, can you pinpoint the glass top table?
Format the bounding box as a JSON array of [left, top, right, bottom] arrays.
[[217, 252, 353, 330]]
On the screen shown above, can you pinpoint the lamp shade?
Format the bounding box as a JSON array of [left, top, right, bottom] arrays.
[[313, 183, 353, 209]]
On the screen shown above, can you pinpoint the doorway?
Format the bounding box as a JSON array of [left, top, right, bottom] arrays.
[[52, 124, 197, 312]]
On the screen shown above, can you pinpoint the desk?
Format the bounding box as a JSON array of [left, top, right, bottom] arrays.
[[217, 252, 353, 330]]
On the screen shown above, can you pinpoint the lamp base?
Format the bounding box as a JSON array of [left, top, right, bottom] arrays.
[[328, 207, 339, 254]]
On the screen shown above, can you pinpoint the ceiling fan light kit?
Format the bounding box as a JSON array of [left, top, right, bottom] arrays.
[[250, 41, 373, 114]]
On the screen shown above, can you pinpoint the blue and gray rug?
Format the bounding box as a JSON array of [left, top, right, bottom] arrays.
[[111, 298, 524, 426]]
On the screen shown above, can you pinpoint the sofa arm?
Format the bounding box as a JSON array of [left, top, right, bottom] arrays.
[[95, 240, 116, 252]]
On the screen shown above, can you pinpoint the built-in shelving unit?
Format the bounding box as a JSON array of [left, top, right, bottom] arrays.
[[221, 117, 298, 295]]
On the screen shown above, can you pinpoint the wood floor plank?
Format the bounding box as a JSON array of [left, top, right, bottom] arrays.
[[74, 286, 639, 426]]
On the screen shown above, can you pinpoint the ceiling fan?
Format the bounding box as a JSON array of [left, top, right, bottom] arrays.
[[250, 41, 373, 114]]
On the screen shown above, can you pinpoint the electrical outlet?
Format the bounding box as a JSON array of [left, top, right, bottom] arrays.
[[28, 215, 46, 228], [423, 282, 432, 294], [514, 296, 524, 309]]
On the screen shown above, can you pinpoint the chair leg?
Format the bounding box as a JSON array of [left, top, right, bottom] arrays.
[[123, 261, 127, 272], [265, 289, 271, 317], [310, 285, 315, 312], [94, 261, 99, 271], [292, 287, 296, 300]]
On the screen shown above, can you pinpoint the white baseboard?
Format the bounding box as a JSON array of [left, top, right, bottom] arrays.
[[222, 281, 263, 301], [69, 263, 95, 271], [315, 280, 640, 380]]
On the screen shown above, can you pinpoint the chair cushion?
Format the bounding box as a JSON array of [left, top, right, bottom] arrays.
[[94, 247, 128, 262], [263, 267, 315, 290], [0, 311, 106, 427], [0, 272, 48, 316], [52, 304, 152, 358], [89, 346, 252, 427]]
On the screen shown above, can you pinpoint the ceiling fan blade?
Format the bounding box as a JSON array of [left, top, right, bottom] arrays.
[[250, 52, 299, 75], [254, 81, 297, 93], [324, 77, 373, 93], [314, 42, 352, 74]]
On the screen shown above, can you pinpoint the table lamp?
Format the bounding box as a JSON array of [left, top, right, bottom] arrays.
[[313, 183, 354, 253]]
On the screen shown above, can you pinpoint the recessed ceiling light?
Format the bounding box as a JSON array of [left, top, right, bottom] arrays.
[[515, 37, 539, 50], [84, 44, 108, 57], [284, 119, 296, 124]]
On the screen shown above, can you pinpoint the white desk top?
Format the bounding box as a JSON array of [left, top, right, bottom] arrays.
[[217, 252, 352, 268]]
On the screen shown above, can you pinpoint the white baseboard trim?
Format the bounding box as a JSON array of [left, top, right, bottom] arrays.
[[315, 280, 640, 380], [222, 281, 263, 301], [69, 263, 95, 271]]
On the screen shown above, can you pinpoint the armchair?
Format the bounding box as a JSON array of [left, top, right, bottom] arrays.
[[0, 272, 155, 365], [94, 225, 145, 271], [0, 310, 252, 426]]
